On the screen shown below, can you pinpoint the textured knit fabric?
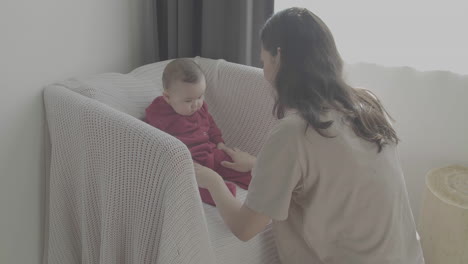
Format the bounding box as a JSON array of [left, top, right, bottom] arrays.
[[245, 111, 424, 264], [43, 57, 281, 264], [204, 188, 280, 264], [43, 86, 216, 264]]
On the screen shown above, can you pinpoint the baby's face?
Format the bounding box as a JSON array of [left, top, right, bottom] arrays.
[[164, 78, 206, 116]]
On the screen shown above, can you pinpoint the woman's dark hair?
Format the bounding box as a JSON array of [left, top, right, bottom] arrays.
[[261, 7, 399, 152]]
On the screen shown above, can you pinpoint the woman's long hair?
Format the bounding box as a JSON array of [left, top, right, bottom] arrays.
[[261, 7, 399, 152]]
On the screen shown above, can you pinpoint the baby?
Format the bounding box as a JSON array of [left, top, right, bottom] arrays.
[[145, 58, 252, 206]]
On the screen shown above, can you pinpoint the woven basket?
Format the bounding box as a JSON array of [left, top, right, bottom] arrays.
[[419, 165, 468, 264]]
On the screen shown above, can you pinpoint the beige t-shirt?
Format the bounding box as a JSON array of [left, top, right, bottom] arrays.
[[245, 111, 424, 264]]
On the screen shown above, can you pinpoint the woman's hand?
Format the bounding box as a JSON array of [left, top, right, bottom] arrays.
[[194, 162, 270, 243], [193, 162, 222, 189], [219, 146, 256, 173], [217, 142, 226, 150]]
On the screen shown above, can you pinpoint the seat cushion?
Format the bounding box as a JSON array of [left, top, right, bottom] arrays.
[[203, 187, 280, 264]]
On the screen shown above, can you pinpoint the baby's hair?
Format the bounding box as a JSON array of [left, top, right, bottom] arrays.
[[162, 58, 204, 90]]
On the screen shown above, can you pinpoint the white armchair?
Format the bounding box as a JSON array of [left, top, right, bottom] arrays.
[[43, 57, 280, 264]]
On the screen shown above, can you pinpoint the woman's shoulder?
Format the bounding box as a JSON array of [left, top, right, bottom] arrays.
[[276, 110, 345, 142], [273, 112, 308, 137]]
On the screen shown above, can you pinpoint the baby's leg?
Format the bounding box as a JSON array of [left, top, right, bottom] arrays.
[[199, 182, 236, 206], [216, 168, 252, 190], [192, 150, 215, 169]]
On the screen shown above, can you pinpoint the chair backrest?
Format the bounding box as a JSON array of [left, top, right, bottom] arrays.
[[53, 71, 163, 120], [56, 57, 278, 156], [195, 57, 279, 155], [131, 57, 279, 155]]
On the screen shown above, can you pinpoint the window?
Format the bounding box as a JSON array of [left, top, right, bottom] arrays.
[[275, 0, 467, 74]]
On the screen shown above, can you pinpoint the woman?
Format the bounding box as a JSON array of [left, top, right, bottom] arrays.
[[194, 7, 424, 264]]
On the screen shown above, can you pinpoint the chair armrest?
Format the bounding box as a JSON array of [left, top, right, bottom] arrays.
[[43, 85, 215, 264]]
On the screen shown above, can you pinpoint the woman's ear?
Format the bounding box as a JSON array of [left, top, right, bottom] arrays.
[[163, 91, 170, 103], [274, 47, 281, 67]]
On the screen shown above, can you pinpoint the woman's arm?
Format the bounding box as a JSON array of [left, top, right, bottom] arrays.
[[194, 164, 270, 241]]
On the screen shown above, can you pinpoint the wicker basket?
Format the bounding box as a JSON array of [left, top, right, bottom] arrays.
[[419, 165, 468, 264]]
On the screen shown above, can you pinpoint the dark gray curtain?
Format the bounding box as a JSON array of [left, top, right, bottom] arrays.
[[142, 0, 274, 67]]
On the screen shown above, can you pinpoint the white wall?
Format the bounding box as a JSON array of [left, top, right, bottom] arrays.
[[344, 63, 468, 223], [275, 0, 468, 75], [0, 1, 144, 263]]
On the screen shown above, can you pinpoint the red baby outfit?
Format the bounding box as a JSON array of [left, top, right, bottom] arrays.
[[145, 96, 251, 206]]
